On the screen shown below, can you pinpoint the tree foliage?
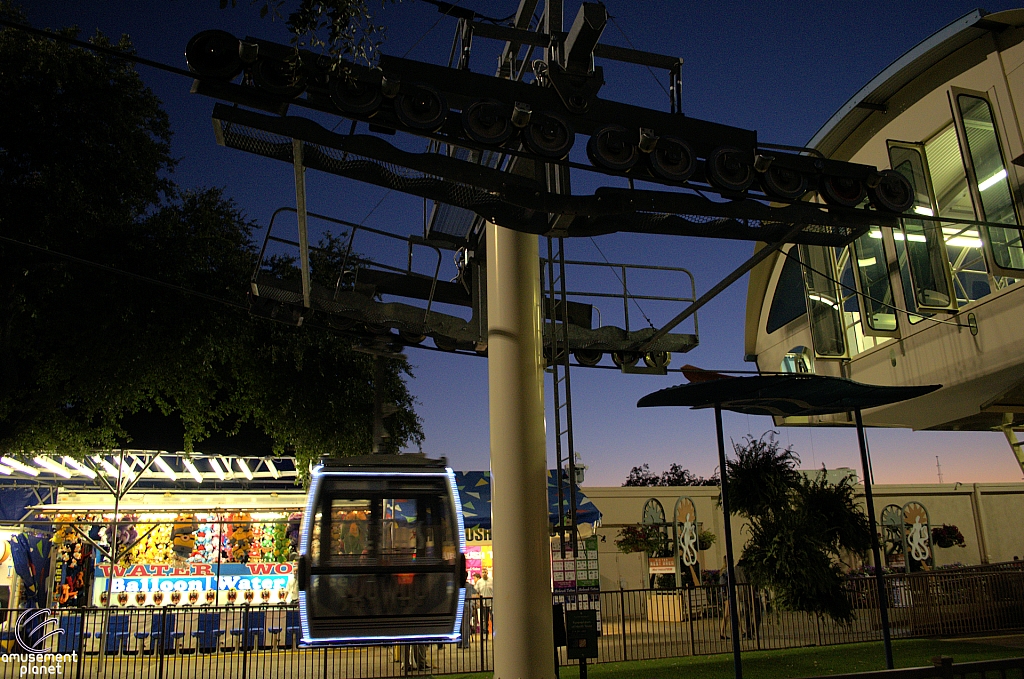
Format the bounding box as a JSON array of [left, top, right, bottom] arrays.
[[623, 463, 718, 487], [0, 7, 422, 475], [228, 0, 391, 63], [723, 433, 871, 623]]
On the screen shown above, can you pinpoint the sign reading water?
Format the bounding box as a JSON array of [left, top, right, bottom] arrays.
[[93, 563, 295, 606]]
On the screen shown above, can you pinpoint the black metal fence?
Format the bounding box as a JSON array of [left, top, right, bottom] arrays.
[[1, 568, 1021, 678]]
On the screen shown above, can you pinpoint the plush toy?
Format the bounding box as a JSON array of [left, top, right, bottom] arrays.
[[172, 514, 198, 559]]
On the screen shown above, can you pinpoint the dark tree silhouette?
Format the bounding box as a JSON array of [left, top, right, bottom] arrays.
[[0, 6, 421, 474]]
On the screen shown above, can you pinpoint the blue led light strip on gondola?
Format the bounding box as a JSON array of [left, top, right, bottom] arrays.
[[298, 464, 468, 646]]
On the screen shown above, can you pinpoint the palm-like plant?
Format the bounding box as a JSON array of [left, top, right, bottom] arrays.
[[723, 433, 871, 623]]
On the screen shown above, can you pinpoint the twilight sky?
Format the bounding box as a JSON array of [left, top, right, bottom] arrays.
[[19, 0, 1024, 486]]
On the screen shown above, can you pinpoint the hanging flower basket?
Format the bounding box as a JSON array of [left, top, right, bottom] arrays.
[[931, 524, 965, 549], [697, 530, 716, 551]]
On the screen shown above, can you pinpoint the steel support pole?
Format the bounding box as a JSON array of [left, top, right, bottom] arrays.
[[715, 405, 742, 679], [486, 221, 556, 679], [854, 409, 895, 669]]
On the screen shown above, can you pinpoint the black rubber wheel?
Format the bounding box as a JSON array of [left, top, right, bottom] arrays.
[[462, 100, 515, 145], [398, 330, 426, 345], [868, 170, 916, 213], [587, 125, 639, 171], [643, 352, 671, 369], [705, 146, 754, 192], [523, 112, 575, 159], [649, 137, 696, 183], [329, 76, 382, 116], [252, 57, 306, 98], [573, 349, 602, 367], [433, 335, 458, 351], [185, 30, 243, 80], [611, 351, 640, 368], [395, 84, 448, 131], [819, 174, 867, 208], [759, 165, 809, 201]]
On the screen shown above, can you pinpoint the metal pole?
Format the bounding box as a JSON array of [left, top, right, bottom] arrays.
[[486, 221, 556, 679], [854, 409, 894, 669], [714, 405, 742, 679]]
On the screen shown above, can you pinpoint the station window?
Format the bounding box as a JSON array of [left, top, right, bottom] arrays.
[[766, 252, 806, 334], [888, 144, 955, 313], [798, 244, 846, 357], [851, 229, 897, 332], [955, 93, 1024, 274], [923, 123, 993, 303], [837, 242, 892, 356]]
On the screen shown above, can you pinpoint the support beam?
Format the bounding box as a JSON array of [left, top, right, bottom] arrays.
[[855, 409, 894, 669], [638, 223, 806, 352], [486, 221, 555, 679], [292, 138, 311, 309]]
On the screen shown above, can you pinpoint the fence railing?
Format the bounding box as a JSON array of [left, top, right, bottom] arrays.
[[0, 568, 1021, 677]]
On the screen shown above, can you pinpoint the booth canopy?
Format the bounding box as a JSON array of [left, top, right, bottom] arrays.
[[454, 470, 601, 529]]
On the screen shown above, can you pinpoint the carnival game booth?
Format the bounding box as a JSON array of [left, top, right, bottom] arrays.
[[21, 487, 306, 659], [455, 470, 604, 632], [14, 463, 600, 659]]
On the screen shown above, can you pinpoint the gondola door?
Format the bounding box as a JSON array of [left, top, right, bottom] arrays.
[[298, 456, 467, 645]]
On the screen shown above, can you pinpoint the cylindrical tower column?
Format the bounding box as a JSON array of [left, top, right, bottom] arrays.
[[486, 221, 555, 679]]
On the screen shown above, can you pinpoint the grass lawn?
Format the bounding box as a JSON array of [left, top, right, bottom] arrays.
[[443, 637, 1024, 679]]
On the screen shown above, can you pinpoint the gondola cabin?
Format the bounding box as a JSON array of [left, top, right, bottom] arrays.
[[298, 455, 467, 645], [744, 9, 1024, 469]]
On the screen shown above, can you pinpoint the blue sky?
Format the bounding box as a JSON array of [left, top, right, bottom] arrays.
[[19, 1, 1024, 486]]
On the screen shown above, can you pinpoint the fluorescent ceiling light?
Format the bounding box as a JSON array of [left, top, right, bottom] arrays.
[[118, 457, 136, 480], [265, 459, 281, 479], [208, 457, 226, 481], [153, 455, 178, 482], [947, 237, 984, 249], [869, 230, 883, 239], [857, 257, 877, 267], [890, 232, 927, 243], [2, 457, 39, 477], [913, 206, 934, 216], [807, 293, 840, 310], [182, 458, 203, 484], [237, 458, 254, 481], [33, 456, 72, 479], [63, 456, 97, 479], [0, 463, 11, 476], [979, 169, 1007, 192], [92, 455, 121, 478]]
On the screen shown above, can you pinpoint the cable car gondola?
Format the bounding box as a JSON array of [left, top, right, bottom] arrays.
[[297, 455, 467, 645]]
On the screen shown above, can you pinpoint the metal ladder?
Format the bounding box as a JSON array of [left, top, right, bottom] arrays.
[[544, 236, 578, 559]]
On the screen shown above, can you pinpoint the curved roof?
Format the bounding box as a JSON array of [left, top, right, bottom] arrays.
[[809, 8, 1024, 159]]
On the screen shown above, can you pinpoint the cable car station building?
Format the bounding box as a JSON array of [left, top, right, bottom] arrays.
[[745, 9, 1024, 469]]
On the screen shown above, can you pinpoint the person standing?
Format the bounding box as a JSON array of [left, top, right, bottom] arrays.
[[474, 568, 493, 639], [718, 557, 731, 640]]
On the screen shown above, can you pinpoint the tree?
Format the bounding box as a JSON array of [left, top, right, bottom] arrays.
[[231, 0, 391, 63], [723, 433, 871, 623], [623, 463, 718, 487], [0, 5, 422, 474]]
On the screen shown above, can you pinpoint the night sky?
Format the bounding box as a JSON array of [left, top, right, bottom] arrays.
[[17, 1, 1024, 486]]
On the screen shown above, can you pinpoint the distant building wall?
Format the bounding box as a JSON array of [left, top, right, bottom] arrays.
[[583, 481, 1024, 585]]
